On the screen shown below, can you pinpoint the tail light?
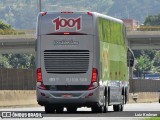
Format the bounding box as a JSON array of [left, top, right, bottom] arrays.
[[41, 12, 47, 16], [37, 68, 42, 82], [37, 68, 46, 90], [92, 68, 98, 82], [88, 68, 98, 90], [87, 12, 93, 16]]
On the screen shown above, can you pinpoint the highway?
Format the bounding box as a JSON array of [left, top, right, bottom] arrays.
[[0, 103, 160, 120]]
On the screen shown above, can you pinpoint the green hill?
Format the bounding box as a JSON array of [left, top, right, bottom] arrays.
[[0, 0, 160, 29]]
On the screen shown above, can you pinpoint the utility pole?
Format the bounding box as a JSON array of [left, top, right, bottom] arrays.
[[39, 0, 42, 12]]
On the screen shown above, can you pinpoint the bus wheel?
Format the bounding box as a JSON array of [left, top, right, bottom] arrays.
[[113, 104, 123, 112], [104, 94, 108, 113], [91, 104, 104, 113], [56, 107, 64, 113], [67, 107, 77, 113], [44, 105, 55, 113]]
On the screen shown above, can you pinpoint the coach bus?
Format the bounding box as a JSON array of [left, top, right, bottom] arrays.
[[36, 11, 134, 113]]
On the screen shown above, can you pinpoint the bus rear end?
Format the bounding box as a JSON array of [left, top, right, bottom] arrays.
[[36, 12, 101, 113]]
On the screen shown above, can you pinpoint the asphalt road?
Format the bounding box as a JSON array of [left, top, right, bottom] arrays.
[[0, 103, 160, 120]]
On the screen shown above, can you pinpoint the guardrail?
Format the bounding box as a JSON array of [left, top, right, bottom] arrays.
[[0, 29, 36, 35], [126, 26, 160, 31], [0, 26, 160, 35]]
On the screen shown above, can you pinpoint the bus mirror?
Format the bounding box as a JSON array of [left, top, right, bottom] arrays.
[[127, 48, 135, 67]]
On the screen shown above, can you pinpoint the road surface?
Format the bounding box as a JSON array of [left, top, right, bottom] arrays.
[[0, 103, 160, 120]]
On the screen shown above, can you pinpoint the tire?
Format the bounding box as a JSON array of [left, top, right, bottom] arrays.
[[125, 87, 129, 104], [91, 105, 103, 113], [56, 107, 64, 113], [104, 94, 108, 113], [44, 105, 55, 113], [67, 107, 77, 113], [113, 104, 124, 112]]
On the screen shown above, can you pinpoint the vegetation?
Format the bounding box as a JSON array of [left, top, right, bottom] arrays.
[[133, 50, 159, 78], [133, 12, 160, 78], [144, 13, 160, 26], [0, 0, 160, 75], [0, 21, 34, 69], [0, 0, 160, 29], [0, 20, 25, 35]]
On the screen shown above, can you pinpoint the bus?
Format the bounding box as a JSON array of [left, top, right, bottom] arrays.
[[36, 11, 134, 113]]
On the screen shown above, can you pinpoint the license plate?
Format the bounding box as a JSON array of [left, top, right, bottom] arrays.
[[62, 94, 72, 98]]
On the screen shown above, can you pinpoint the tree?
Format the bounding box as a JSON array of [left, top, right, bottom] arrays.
[[134, 54, 154, 78], [0, 20, 12, 29], [144, 13, 160, 26]]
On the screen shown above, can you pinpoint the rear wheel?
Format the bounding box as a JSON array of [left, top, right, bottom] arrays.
[[113, 104, 123, 111], [56, 107, 64, 113], [104, 95, 108, 113], [91, 105, 103, 113], [67, 107, 77, 113], [44, 105, 55, 113]]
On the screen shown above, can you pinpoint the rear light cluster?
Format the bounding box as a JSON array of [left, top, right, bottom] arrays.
[[37, 67, 98, 90], [88, 68, 98, 90], [87, 12, 93, 16], [37, 68, 46, 90]]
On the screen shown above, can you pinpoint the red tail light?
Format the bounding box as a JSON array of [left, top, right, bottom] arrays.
[[37, 68, 42, 82], [42, 12, 47, 16], [88, 68, 98, 90], [92, 68, 98, 82], [37, 68, 46, 90], [87, 12, 93, 16]]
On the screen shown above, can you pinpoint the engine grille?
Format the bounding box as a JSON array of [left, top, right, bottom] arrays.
[[44, 50, 90, 74]]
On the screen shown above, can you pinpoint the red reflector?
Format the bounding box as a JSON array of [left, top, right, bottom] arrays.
[[92, 68, 98, 82], [87, 12, 93, 16], [37, 68, 42, 82], [88, 93, 93, 96], [42, 12, 47, 16], [61, 12, 73, 14], [41, 93, 45, 96]]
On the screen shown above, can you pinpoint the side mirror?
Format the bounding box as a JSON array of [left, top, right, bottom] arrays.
[[127, 48, 135, 67]]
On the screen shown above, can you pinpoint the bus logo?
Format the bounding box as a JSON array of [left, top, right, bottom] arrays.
[[53, 16, 81, 31]]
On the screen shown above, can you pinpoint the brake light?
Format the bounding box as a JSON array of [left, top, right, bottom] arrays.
[[92, 68, 98, 82], [88, 68, 98, 90], [37, 68, 42, 82], [46, 32, 87, 35], [42, 12, 47, 16], [87, 12, 93, 16], [64, 32, 70, 35]]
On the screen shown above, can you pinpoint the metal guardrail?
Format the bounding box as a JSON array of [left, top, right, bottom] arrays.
[[129, 79, 160, 93]]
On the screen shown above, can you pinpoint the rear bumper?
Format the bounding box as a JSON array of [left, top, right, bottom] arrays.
[[36, 86, 102, 107]]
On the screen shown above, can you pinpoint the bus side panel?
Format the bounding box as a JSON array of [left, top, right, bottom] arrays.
[[98, 17, 128, 104]]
